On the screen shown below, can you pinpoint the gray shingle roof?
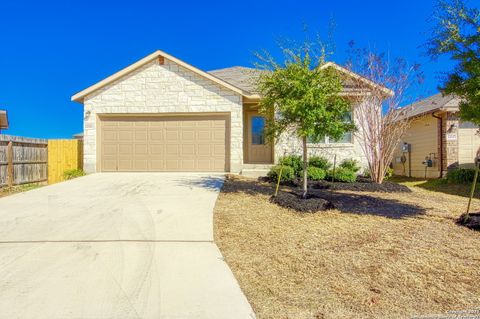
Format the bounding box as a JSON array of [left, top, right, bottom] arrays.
[[208, 66, 263, 95], [401, 93, 460, 119]]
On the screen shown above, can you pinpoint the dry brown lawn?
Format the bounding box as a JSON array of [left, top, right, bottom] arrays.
[[214, 176, 480, 319]]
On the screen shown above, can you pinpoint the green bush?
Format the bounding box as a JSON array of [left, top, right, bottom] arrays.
[[279, 155, 303, 176], [339, 158, 361, 173], [327, 167, 357, 183], [267, 165, 295, 183], [308, 156, 332, 170], [446, 168, 479, 184], [63, 168, 86, 180], [385, 167, 394, 180], [301, 166, 326, 181]]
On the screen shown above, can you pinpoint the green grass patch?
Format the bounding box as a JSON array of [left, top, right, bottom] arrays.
[[390, 176, 480, 198]]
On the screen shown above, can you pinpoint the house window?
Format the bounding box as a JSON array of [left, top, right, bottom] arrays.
[[308, 111, 353, 144], [251, 116, 266, 145]]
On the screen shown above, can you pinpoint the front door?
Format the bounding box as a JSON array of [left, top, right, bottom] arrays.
[[246, 112, 273, 164]]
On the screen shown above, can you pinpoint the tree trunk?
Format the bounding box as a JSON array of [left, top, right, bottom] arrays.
[[302, 136, 308, 199]]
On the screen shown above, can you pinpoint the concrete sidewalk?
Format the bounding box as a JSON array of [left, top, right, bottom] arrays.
[[0, 173, 255, 319]]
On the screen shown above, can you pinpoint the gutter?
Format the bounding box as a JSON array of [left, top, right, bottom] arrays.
[[432, 111, 443, 178]]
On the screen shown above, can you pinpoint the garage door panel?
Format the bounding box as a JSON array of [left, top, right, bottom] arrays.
[[213, 144, 225, 156], [118, 144, 133, 154], [100, 115, 227, 172], [118, 130, 134, 141], [198, 144, 211, 156], [150, 144, 164, 155], [166, 129, 180, 141], [118, 159, 133, 170], [134, 160, 148, 171], [166, 145, 179, 156], [103, 131, 118, 141], [150, 159, 165, 170]]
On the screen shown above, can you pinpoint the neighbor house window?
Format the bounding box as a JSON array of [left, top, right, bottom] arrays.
[[308, 111, 353, 144]]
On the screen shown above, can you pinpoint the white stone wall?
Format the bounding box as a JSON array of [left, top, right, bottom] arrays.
[[82, 59, 243, 173], [274, 102, 369, 172]]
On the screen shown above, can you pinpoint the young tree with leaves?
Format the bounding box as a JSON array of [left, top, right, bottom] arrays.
[[427, 0, 480, 124], [255, 44, 354, 198]]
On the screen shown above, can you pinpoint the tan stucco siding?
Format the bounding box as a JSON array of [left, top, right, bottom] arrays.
[[393, 115, 440, 178], [82, 59, 243, 173], [458, 121, 480, 168]]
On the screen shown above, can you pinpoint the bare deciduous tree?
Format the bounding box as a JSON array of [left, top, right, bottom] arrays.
[[345, 47, 423, 183]]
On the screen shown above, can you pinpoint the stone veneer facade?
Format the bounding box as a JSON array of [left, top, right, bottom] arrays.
[[82, 59, 244, 173], [82, 57, 369, 173], [274, 104, 369, 170]]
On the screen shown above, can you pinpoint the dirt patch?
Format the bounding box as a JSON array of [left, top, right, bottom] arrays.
[[270, 191, 334, 212], [457, 212, 480, 231]]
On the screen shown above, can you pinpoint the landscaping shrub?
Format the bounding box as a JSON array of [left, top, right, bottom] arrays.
[[63, 168, 86, 180], [327, 167, 357, 183], [339, 158, 361, 173], [279, 155, 303, 176], [267, 165, 295, 183], [301, 166, 326, 181], [446, 168, 478, 184], [385, 167, 394, 180], [308, 156, 331, 170]]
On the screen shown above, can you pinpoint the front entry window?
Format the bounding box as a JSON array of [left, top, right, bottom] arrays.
[[251, 116, 266, 145]]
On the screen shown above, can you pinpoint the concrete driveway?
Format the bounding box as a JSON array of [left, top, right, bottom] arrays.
[[0, 173, 255, 319]]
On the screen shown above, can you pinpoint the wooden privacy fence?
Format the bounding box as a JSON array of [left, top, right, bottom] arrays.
[[0, 135, 48, 187], [48, 139, 83, 184]]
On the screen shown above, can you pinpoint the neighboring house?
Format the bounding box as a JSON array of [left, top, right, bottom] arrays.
[[71, 50, 388, 174], [392, 93, 480, 178], [0, 110, 8, 133]]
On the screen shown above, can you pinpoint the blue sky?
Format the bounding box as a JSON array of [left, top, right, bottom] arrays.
[[0, 0, 470, 138]]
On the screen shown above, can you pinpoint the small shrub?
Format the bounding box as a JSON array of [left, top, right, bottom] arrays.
[[339, 158, 361, 173], [63, 168, 86, 180], [308, 156, 332, 170], [446, 168, 478, 184], [301, 166, 326, 181], [385, 167, 394, 180], [267, 165, 295, 183], [327, 167, 357, 183], [363, 168, 371, 178], [279, 155, 303, 176]]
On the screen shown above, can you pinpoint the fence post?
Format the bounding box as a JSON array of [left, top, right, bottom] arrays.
[[7, 141, 13, 187]]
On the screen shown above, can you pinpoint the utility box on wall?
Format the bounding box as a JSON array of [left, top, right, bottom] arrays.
[[401, 143, 411, 153]]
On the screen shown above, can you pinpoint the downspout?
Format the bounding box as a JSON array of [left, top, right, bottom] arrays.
[[432, 111, 443, 178]]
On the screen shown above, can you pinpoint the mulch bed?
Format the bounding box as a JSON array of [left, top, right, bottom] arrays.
[[306, 177, 411, 193], [270, 191, 334, 212], [457, 212, 480, 231]]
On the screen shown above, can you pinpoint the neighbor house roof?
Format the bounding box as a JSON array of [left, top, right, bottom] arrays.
[[72, 50, 392, 103], [0, 110, 8, 130], [400, 93, 460, 119]]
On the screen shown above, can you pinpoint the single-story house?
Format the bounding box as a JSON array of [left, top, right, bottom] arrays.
[[71, 50, 389, 174], [0, 110, 8, 133], [392, 93, 480, 178]]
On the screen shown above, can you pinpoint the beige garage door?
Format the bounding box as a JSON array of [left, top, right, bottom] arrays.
[[99, 115, 228, 172]]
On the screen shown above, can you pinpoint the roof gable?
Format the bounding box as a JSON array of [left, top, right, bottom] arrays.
[[72, 50, 259, 103]]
